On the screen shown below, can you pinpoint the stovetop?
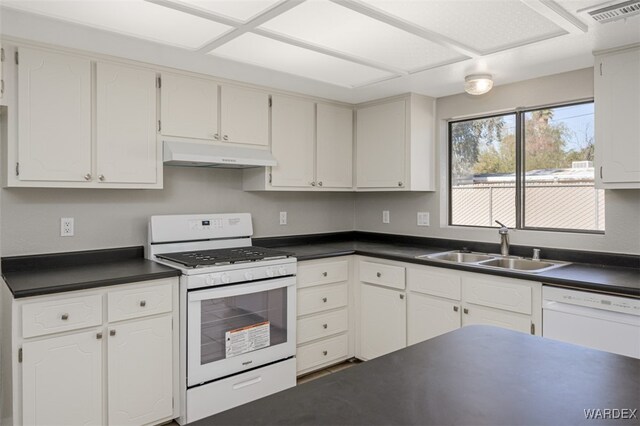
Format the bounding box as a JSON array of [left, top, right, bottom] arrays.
[[155, 246, 292, 268]]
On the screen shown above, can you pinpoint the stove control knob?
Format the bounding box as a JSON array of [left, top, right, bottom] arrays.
[[244, 272, 254, 281], [278, 267, 288, 276], [266, 268, 275, 278], [221, 273, 231, 284]]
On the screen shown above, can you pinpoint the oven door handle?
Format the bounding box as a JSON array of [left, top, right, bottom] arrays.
[[188, 277, 294, 302]]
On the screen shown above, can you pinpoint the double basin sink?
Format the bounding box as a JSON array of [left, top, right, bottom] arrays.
[[416, 250, 569, 274]]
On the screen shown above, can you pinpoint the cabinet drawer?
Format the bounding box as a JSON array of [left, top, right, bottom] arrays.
[[407, 267, 461, 300], [297, 260, 348, 289], [108, 280, 173, 322], [359, 261, 405, 290], [297, 308, 348, 345], [22, 294, 103, 338], [298, 283, 348, 316], [464, 277, 532, 315], [297, 333, 348, 373]]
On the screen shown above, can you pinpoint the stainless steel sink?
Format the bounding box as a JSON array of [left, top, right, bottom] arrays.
[[477, 257, 566, 272], [416, 250, 569, 274], [423, 251, 495, 263]]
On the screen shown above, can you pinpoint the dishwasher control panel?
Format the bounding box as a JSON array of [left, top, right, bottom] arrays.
[[543, 286, 640, 316]]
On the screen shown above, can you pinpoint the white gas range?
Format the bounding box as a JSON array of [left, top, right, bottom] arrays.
[[147, 213, 297, 424]]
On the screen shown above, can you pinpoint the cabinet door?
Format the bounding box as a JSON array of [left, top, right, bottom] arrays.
[[22, 330, 102, 426], [97, 62, 157, 184], [108, 315, 173, 426], [359, 283, 406, 360], [271, 96, 315, 187], [356, 100, 406, 188], [407, 293, 460, 345], [160, 73, 218, 140], [316, 104, 353, 188], [18, 47, 91, 182], [220, 85, 269, 146], [595, 48, 640, 185], [462, 304, 532, 334]]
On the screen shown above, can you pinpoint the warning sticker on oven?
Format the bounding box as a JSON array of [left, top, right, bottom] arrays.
[[225, 321, 270, 358]]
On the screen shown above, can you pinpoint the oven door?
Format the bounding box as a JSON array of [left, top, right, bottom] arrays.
[[187, 277, 296, 386]]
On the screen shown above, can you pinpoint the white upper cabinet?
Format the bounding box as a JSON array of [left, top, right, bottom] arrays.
[[594, 45, 640, 189], [1, 42, 5, 100], [97, 62, 157, 184], [17, 47, 92, 182], [316, 103, 353, 188], [160, 73, 218, 141], [270, 95, 316, 187], [356, 94, 435, 191], [220, 85, 269, 146]]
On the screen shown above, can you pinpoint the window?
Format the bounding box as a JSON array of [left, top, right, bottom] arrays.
[[449, 102, 604, 233]]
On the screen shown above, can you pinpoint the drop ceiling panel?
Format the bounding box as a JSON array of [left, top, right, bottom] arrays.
[[362, 0, 568, 54], [1, 0, 231, 50], [169, 0, 283, 22], [259, 1, 467, 72], [209, 33, 394, 87]]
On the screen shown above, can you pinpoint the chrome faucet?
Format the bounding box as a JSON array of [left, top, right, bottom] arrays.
[[495, 220, 510, 256]]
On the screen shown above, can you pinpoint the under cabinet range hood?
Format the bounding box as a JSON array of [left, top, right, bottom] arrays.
[[163, 141, 277, 168]]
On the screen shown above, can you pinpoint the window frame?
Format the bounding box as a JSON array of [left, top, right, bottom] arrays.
[[448, 99, 603, 235]]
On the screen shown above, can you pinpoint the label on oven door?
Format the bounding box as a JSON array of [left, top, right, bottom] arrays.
[[225, 321, 270, 358]]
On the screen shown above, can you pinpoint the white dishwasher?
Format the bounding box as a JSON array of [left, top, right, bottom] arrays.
[[542, 286, 640, 359]]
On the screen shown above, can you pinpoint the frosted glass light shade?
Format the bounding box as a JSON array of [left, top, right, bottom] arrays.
[[464, 74, 493, 95]]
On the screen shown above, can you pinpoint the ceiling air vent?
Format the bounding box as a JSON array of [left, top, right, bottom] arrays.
[[587, 0, 640, 23]]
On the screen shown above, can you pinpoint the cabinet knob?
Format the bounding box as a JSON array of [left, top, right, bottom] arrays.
[[322, 297, 327, 303], [310, 182, 316, 186], [96, 332, 103, 340], [322, 272, 328, 277], [400, 294, 405, 300], [84, 173, 92, 181], [61, 313, 69, 320], [322, 350, 328, 356], [110, 329, 116, 337], [98, 174, 105, 181], [463, 308, 469, 314], [376, 272, 382, 278], [398, 182, 403, 187], [323, 324, 328, 329], [223, 135, 229, 141], [318, 181, 323, 187], [453, 306, 459, 312], [214, 133, 220, 140], [140, 300, 146, 307]]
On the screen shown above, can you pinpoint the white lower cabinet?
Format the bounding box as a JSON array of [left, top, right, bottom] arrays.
[[296, 258, 353, 376], [407, 293, 460, 345], [461, 303, 532, 334], [359, 283, 406, 360], [22, 330, 103, 426], [3, 278, 179, 426]]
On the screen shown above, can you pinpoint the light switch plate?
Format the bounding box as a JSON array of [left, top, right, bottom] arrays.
[[417, 212, 430, 226], [382, 210, 390, 224]]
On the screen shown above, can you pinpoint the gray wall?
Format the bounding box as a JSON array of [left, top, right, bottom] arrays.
[[355, 68, 640, 255], [1, 167, 355, 256]]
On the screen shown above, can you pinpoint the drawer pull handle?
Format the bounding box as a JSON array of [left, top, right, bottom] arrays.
[[322, 272, 328, 277], [233, 376, 262, 390], [376, 272, 382, 278], [322, 350, 328, 356], [463, 308, 469, 314], [140, 300, 146, 307], [322, 297, 327, 303], [110, 329, 116, 337], [453, 306, 459, 312], [61, 313, 69, 321], [323, 324, 328, 329]]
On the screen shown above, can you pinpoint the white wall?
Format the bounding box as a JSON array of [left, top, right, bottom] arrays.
[[0, 167, 355, 256], [355, 68, 640, 255]]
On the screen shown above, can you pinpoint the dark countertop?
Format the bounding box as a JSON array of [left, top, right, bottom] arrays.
[[259, 239, 640, 297], [193, 325, 640, 426], [2, 247, 180, 298]]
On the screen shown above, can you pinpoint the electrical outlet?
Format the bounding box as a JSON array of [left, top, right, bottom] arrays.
[[60, 217, 74, 237], [417, 212, 430, 227], [279, 211, 287, 225], [382, 210, 390, 224]]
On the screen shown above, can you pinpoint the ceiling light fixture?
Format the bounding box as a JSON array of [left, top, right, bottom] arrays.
[[464, 74, 493, 95]]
